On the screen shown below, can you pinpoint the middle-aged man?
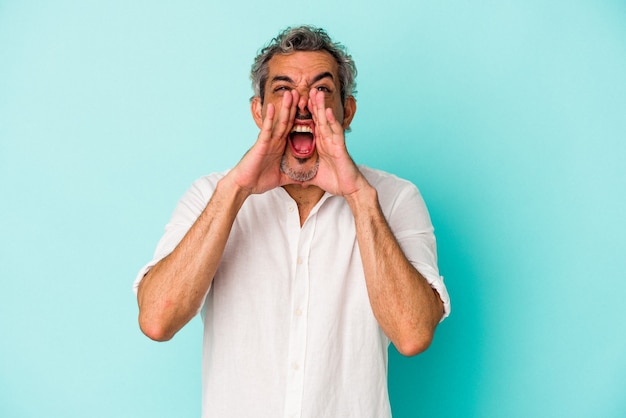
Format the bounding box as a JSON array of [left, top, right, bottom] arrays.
[[135, 25, 450, 418]]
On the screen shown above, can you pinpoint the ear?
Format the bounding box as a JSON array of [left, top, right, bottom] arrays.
[[342, 96, 357, 129], [251, 96, 264, 129]]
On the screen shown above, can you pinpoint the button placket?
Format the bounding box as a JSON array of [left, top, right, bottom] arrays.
[[282, 212, 316, 418]]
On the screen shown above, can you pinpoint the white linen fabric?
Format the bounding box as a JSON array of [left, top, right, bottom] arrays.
[[134, 165, 450, 418]]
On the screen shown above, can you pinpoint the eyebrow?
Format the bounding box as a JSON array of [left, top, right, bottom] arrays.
[[270, 71, 335, 86], [270, 75, 294, 84], [311, 72, 334, 84]]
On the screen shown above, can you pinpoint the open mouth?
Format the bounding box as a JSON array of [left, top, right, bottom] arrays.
[[288, 125, 316, 159]]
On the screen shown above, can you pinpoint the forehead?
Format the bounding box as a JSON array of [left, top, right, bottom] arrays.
[[267, 50, 339, 81]]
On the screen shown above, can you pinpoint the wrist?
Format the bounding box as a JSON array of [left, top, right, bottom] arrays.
[[344, 178, 378, 214], [216, 174, 251, 208]]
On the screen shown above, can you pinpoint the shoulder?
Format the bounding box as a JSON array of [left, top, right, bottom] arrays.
[[169, 171, 229, 218], [192, 171, 228, 191], [182, 171, 228, 200], [359, 165, 415, 187], [358, 165, 431, 224], [359, 165, 422, 199]]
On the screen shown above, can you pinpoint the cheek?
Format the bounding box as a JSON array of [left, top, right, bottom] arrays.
[[323, 96, 343, 115], [330, 102, 344, 121], [261, 99, 278, 118]]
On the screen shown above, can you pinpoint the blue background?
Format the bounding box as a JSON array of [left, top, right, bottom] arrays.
[[1, 1, 625, 417]]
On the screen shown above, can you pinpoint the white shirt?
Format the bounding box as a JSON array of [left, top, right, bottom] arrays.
[[135, 166, 450, 418]]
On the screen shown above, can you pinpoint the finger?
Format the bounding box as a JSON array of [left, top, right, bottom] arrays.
[[272, 91, 295, 139], [313, 88, 344, 137], [308, 97, 317, 128], [312, 89, 328, 126], [308, 89, 318, 123], [325, 107, 342, 134], [308, 89, 326, 135], [288, 89, 299, 126], [258, 103, 276, 141]]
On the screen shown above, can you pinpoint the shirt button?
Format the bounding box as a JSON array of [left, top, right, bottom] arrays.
[[291, 362, 300, 370], [297, 257, 303, 265], [295, 308, 302, 317], [288, 206, 295, 212]]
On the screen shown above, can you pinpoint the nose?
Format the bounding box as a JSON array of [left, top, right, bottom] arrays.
[[296, 89, 310, 114]]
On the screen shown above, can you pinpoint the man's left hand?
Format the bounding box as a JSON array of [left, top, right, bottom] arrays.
[[304, 89, 366, 197]]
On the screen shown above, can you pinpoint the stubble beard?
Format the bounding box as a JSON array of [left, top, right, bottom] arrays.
[[280, 154, 320, 182]]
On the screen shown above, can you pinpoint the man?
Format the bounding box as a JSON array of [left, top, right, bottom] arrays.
[[135, 25, 450, 417]]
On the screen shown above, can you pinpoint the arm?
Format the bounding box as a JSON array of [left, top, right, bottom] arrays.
[[137, 91, 300, 341], [306, 89, 444, 356], [137, 177, 248, 341], [345, 182, 444, 356]]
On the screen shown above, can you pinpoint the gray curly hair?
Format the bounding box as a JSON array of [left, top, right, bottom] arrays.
[[250, 26, 357, 103]]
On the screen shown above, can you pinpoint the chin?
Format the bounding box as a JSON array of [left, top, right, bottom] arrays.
[[280, 154, 319, 182]]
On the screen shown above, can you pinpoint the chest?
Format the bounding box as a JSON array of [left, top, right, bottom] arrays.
[[213, 194, 371, 323]]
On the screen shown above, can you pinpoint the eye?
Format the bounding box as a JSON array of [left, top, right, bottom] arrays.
[[273, 85, 291, 93], [316, 86, 331, 93]]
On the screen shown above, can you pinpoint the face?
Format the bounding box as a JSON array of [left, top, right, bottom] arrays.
[[252, 50, 355, 182]]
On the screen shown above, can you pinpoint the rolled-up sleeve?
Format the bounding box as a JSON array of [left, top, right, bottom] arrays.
[[366, 167, 451, 321]]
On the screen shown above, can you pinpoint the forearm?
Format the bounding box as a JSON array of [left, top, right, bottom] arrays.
[[137, 176, 249, 341], [345, 181, 443, 356]]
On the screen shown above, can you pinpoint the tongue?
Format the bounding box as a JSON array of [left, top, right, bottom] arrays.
[[291, 133, 314, 154]]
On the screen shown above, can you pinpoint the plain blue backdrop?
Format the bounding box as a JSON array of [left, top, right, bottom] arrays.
[[1, 1, 625, 417]]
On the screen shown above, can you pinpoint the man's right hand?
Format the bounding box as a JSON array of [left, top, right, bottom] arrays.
[[226, 90, 298, 196]]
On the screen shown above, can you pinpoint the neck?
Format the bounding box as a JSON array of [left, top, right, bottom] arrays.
[[282, 184, 325, 205], [282, 184, 325, 226]]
